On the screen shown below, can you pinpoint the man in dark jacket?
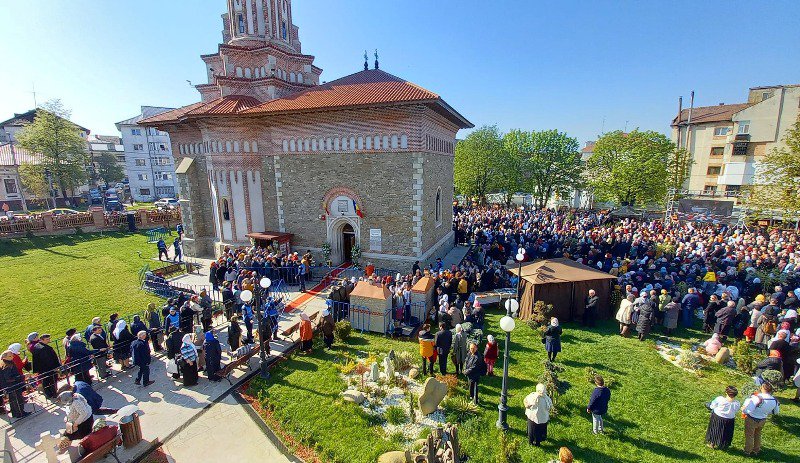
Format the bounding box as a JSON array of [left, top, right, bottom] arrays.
[[434, 322, 453, 375], [681, 288, 701, 327], [583, 289, 599, 327], [714, 300, 737, 340], [88, 325, 111, 379], [67, 335, 96, 384], [463, 343, 486, 405], [31, 333, 60, 399], [131, 331, 153, 387], [73, 380, 117, 416]]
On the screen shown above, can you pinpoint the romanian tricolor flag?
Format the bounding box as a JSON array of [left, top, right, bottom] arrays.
[[353, 199, 364, 218]]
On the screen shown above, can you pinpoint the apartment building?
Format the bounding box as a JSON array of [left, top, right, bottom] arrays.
[[671, 84, 800, 199], [116, 106, 178, 202]]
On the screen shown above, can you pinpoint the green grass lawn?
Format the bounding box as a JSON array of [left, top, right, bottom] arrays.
[[0, 232, 163, 348], [248, 311, 800, 463]]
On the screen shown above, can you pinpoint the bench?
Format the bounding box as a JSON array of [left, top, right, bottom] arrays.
[[279, 311, 320, 341], [81, 434, 122, 463], [216, 343, 260, 385]]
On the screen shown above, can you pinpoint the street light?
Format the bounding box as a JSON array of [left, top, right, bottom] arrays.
[[515, 248, 525, 305], [496, 314, 516, 430], [257, 277, 272, 378]]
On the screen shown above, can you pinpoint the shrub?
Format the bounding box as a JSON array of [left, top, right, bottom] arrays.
[[761, 370, 785, 389], [531, 300, 554, 327], [335, 359, 357, 375], [392, 350, 415, 372], [442, 395, 480, 423], [734, 340, 756, 374], [334, 320, 352, 342], [385, 405, 408, 425], [494, 430, 522, 463], [740, 381, 759, 398], [678, 351, 706, 372], [435, 374, 460, 396]]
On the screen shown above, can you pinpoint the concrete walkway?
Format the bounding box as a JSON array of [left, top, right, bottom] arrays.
[[161, 394, 293, 463]]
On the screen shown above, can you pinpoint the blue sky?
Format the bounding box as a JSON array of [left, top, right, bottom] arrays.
[[2, 0, 799, 145]]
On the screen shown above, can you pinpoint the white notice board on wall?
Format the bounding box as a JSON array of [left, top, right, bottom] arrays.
[[369, 228, 382, 252]]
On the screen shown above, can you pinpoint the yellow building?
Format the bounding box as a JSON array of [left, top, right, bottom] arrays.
[[671, 84, 800, 199]]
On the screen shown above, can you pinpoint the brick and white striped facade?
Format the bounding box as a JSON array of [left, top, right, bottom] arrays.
[[148, 1, 471, 269]]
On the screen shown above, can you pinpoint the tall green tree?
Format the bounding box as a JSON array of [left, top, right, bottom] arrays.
[[586, 129, 674, 207], [666, 147, 694, 193], [95, 152, 125, 186], [16, 100, 88, 206], [504, 129, 583, 208], [454, 125, 506, 203], [745, 115, 800, 219]]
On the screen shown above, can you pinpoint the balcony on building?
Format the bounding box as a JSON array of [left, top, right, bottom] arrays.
[[717, 161, 757, 186]]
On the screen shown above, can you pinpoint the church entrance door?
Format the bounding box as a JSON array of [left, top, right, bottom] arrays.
[[342, 223, 356, 262]]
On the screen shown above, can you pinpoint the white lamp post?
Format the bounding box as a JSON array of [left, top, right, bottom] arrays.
[[496, 314, 516, 430], [257, 277, 272, 378]]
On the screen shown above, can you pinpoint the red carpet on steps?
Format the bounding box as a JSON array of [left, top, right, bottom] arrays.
[[283, 262, 353, 312]]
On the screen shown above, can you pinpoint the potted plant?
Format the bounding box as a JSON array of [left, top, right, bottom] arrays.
[[351, 243, 361, 267], [321, 242, 332, 267]]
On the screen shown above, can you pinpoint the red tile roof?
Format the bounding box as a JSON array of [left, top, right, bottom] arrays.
[[671, 103, 751, 126], [140, 69, 472, 128], [241, 69, 439, 114]]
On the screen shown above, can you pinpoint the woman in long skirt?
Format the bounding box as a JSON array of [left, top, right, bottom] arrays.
[[705, 386, 740, 449], [180, 334, 199, 387]]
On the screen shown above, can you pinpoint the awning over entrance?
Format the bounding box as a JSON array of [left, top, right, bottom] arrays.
[[246, 231, 294, 255]]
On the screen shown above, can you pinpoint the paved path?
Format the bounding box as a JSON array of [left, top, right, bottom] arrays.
[[1, 316, 296, 463], [161, 394, 293, 463]]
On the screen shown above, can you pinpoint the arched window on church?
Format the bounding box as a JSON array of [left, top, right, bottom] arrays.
[[334, 137, 340, 151], [244, 141, 251, 152], [357, 136, 364, 150], [297, 73, 303, 83], [233, 141, 240, 152], [252, 141, 258, 152], [238, 15, 244, 33], [290, 72, 296, 82], [244, 68, 251, 78], [222, 198, 230, 221], [226, 141, 233, 152], [303, 138, 310, 151], [435, 187, 442, 227], [311, 139, 318, 151], [289, 139, 296, 152], [350, 136, 356, 150], [400, 134, 408, 149], [391, 135, 399, 149], [254, 68, 260, 78], [373, 135, 381, 150], [382, 135, 389, 150], [236, 67, 243, 77], [326, 138, 333, 150]]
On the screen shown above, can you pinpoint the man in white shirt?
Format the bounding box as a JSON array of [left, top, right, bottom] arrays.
[[741, 382, 780, 455]]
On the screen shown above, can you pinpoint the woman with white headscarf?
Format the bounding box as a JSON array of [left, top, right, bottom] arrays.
[[7, 343, 28, 375], [524, 383, 553, 446], [179, 333, 199, 386], [112, 320, 134, 369], [544, 318, 563, 362]]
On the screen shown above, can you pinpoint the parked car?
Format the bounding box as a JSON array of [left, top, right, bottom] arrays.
[[154, 198, 179, 210], [105, 200, 124, 212], [46, 208, 81, 216]]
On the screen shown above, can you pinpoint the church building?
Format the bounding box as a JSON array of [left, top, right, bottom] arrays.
[[142, 0, 472, 269]]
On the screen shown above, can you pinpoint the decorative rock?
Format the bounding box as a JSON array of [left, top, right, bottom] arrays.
[[384, 352, 395, 379], [342, 390, 365, 404], [715, 347, 731, 364], [418, 377, 448, 415], [409, 368, 419, 379], [370, 362, 380, 382], [377, 450, 412, 463]]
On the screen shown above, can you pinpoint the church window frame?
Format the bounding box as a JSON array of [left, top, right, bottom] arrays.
[[222, 198, 231, 221], [238, 15, 245, 34], [226, 141, 233, 152], [235, 67, 243, 78], [244, 141, 251, 152], [303, 139, 309, 151], [391, 135, 399, 149], [319, 137, 326, 150], [289, 139, 296, 152], [400, 134, 408, 149], [350, 136, 356, 150], [297, 72, 303, 83], [233, 141, 240, 153], [252, 141, 258, 152], [435, 187, 442, 227], [244, 68, 252, 78], [366, 136, 372, 150], [281, 140, 288, 152], [290, 72, 296, 82], [334, 137, 340, 151], [382, 135, 389, 150], [311, 139, 318, 152], [373, 135, 381, 150]]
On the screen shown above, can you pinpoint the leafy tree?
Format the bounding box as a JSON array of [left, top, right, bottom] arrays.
[[454, 125, 506, 203], [666, 148, 694, 193], [95, 152, 125, 186], [15, 100, 88, 206], [745, 115, 800, 219], [586, 129, 674, 207], [504, 129, 583, 208], [18, 164, 51, 205]]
